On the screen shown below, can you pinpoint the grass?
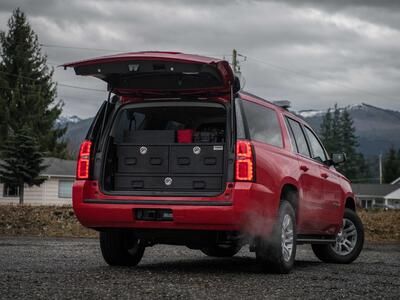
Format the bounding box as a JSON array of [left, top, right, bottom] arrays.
[[0, 205, 399, 242]]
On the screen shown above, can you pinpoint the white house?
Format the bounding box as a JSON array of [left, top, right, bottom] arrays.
[[0, 158, 75, 205], [352, 183, 400, 209]]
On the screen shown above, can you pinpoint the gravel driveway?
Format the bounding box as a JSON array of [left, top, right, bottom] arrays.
[[0, 237, 399, 299]]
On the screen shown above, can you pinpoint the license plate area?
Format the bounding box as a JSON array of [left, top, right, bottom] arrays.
[[135, 208, 173, 221]]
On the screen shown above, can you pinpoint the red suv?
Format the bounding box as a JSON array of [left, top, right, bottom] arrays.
[[65, 52, 364, 273]]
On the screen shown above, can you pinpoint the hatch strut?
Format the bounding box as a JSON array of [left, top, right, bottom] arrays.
[[230, 84, 236, 153], [100, 89, 113, 138]]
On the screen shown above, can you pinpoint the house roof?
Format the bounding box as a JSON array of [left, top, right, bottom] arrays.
[[391, 177, 400, 185], [351, 184, 399, 197], [0, 157, 76, 178], [384, 188, 400, 200], [41, 158, 76, 177]]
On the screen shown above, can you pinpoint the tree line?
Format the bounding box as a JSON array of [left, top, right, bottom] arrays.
[[319, 104, 400, 183], [0, 9, 66, 204]]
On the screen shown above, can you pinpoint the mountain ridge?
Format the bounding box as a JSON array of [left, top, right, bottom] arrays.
[[61, 103, 400, 157]]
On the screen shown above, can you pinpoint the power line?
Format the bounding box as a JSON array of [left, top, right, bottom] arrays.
[[40, 43, 230, 58], [0, 70, 106, 93], [58, 83, 105, 92], [40, 43, 126, 53], [245, 55, 399, 103]]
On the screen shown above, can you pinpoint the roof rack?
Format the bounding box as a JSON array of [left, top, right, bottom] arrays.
[[273, 100, 291, 110]]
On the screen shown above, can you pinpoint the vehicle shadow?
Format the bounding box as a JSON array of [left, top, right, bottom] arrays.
[[101, 257, 324, 275]]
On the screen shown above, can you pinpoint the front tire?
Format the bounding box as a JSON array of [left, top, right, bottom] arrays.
[[256, 200, 296, 274], [312, 208, 364, 264], [100, 230, 145, 266]]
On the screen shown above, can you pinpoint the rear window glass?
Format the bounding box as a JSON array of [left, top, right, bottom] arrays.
[[241, 100, 283, 147], [111, 103, 226, 144]]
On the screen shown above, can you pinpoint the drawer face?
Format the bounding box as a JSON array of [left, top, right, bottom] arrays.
[[170, 145, 224, 174], [114, 175, 222, 191], [117, 145, 169, 174]]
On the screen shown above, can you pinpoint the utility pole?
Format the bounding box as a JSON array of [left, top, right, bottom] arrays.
[[232, 49, 238, 74], [379, 153, 383, 184]]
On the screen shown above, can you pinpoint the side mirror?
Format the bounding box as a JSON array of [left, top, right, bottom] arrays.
[[330, 153, 346, 165]]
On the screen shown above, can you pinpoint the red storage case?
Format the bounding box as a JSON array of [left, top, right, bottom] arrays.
[[177, 129, 193, 143]]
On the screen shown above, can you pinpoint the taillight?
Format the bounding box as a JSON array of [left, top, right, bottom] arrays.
[[76, 140, 92, 179], [235, 140, 254, 181]]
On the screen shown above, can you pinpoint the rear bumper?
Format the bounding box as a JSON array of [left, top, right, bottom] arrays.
[[73, 180, 279, 234]]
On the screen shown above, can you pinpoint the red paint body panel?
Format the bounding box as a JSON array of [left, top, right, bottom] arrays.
[[63, 51, 234, 97], [73, 180, 278, 235]]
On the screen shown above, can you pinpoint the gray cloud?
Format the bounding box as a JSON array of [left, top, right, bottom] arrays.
[[0, 0, 399, 117]]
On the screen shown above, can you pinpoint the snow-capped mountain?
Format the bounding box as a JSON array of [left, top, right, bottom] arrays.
[[55, 115, 82, 127]]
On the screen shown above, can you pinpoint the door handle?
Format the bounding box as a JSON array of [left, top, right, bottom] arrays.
[[300, 165, 309, 172], [321, 173, 329, 179]]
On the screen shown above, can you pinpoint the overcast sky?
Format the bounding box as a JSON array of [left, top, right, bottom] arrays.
[[1, 0, 399, 118]]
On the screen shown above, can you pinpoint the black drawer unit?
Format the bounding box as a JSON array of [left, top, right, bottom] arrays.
[[114, 174, 223, 191], [169, 144, 224, 174], [117, 145, 169, 174]]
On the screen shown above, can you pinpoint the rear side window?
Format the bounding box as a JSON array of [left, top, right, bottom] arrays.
[[241, 100, 283, 147], [286, 118, 311, 157], [304, 126, 327, 162]]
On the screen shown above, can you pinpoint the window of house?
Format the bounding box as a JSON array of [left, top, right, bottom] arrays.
[[58, 180, 73, 198], [3, 183, 20, 197], [286, 118, 311, 157], [241, 100, 283, 147]]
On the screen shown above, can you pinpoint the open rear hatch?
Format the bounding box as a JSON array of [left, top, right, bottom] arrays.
[[63, 51, 235, 98], [64, 52, 237, 197]]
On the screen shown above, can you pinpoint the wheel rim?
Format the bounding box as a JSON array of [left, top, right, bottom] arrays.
[[331, 218, 358, 256], [281, 214, 294, 262]]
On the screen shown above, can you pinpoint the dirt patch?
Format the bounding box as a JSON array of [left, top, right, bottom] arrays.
[[0, 205, 399, 241], [358, 210, 400, 242], [0, 205, 96, 238]]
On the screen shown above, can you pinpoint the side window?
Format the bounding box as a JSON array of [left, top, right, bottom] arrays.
[[241, 100, 283, 147], [287, 118, 311, 157], [285, 118, 298, 152], [235, 98, 246, 139], [304, 126, 327, 162]]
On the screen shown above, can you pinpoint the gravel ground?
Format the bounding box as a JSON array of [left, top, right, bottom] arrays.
[[0, 237, 399, 299]]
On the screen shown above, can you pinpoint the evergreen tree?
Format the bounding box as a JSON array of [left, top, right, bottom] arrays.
[[0, 127, 46, 204], [320, 108, 334, 152], [331, 104, 342, 152], [0, 8, 66, 158], [319, 105, 369, 181], [338, 108, 360, 179], [383, 146, 400, 183]]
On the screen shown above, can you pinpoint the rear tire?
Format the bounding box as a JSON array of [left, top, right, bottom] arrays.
[[312, 208, 364, 264], [201, 245, 241, 257], [256, 200, 296, 274], [100, 230, 145, 266]]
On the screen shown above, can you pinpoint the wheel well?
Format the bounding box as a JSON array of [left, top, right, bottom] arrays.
[[345, 198, 356, 211], [280, 184, 299, 215]]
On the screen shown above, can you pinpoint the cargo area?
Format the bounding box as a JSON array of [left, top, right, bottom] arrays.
[[102, 101, 228, 195]]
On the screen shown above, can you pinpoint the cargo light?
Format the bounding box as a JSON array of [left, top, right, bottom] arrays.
[[235, 140, 254, 181], [76, 140, 92, 179]]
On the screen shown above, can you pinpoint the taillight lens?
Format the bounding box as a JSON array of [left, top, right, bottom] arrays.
[[76, 140, 92, 179], [235, 140, 254, 181]]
